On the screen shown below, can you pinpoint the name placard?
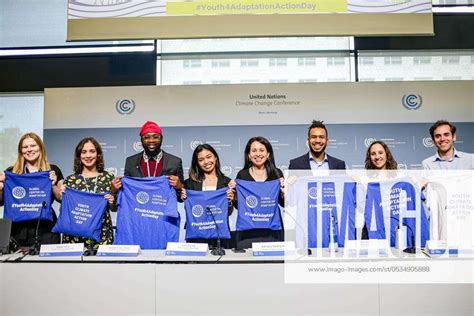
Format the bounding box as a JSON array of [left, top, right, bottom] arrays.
[[252, 241, 296, 256], [96, 245, 141, 257], [425, 241, 474, 257], [344, 240, 389, 258], [425, 240, 448, 256], [457, 248, 474, 257], [165, 242, 209, 256], [39, 243, 84, 257]]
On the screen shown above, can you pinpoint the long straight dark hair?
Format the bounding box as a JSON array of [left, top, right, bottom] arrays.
[[244, 136, 280, 180], [189, 144, 224, 182]]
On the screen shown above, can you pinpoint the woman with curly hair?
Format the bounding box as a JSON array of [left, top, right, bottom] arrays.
[[59, 137, 115, 252]]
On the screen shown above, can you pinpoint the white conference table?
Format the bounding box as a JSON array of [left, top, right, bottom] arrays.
[[1, 249, 473, 316]]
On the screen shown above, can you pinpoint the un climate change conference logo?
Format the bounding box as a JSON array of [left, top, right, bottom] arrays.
[[278, 165, 288, 171], [423, 137, 434, 148], [364, 138, 377, 148], [192, 205, 204, 218], [245, 195, 258, 208], [116, 99, 136, 115], [136, 191, 149, 204], [221, 166, 232, 176], [308, 186, 317, 200], [106, 167, 118, 176], [402, 94, 423, 110], [190, 140, 203, 150], [133, 141, 143, 152], [12, 186, 26, 199]]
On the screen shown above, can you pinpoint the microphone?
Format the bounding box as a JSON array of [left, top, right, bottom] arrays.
[[28, 200, 47, 255], [9, 235, 21, 253], [390, 216, 416, 254], [206, 206, 225, 256], [328, 212, 339, 253]]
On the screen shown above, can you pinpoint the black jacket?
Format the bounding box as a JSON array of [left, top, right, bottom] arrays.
[[183, 175, 231, 191], [288, 153, 346, 170], [184, 175, 234, 216], [183, 175, 233, 245], [235, 168, 284, 207], [124, 151, 184, 182]]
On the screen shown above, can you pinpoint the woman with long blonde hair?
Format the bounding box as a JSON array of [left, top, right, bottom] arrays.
[[0, 132, 63, 247]]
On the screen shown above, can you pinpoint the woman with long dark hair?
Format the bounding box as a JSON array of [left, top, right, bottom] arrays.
[[59, 137, 115, 251], [181, 144, 235, 248], [235, 136, 285, 249], [0, 132, 63, 247], [365, 141, 398, 170], [361, 140, 399, 239]]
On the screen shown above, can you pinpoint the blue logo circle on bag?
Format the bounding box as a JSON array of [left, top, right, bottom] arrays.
[[308, 187, 317, 200], [136, 191, 149, 204], [192, 205, 204, 218], [116, 99, 136, 115], [12, 186, 26, 199], [245, 195, 258, 208], [402, 94, 422, 110]]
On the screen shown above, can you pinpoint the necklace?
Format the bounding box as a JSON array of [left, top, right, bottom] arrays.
[[250, 166, 267, 181], [81, 174, 99, 193]]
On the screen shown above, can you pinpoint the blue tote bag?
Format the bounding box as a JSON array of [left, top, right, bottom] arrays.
[[52, 187, 107, 241], [115, 176, 180, 249], [236, 179, 282, 231], [4, 171, 53, 222], [184, 188, 230, 240]]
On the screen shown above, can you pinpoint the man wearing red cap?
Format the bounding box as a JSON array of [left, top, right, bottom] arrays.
[[111, 121, 183, 191]]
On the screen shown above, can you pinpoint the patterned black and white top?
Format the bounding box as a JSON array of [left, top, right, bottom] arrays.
[[62, 171, 115, 249]]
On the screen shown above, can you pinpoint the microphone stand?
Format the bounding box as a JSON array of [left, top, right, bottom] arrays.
[[28, 201, 46, 255], [390, 216, 416, 254], [9, 235, 21, 253], [206, 206, 225, 256]]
